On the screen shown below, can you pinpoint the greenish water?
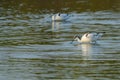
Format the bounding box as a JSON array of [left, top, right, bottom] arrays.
[[0, 0, 120, 80]]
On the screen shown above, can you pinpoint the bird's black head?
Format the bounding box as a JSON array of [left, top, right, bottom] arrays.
[[71, 35, 81, 44]]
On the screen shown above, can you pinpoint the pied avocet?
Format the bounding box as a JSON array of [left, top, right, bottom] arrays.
[[52, 13, 69, 21], [71, 32, 105, 44]]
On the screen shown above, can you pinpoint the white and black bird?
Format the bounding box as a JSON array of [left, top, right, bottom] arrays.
[[52, 13, 69, 21], [71, 32, 105, 44]]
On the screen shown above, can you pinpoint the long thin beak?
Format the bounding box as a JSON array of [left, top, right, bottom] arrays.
[[71, 35, 78, 44], [70, 39, 74, 44]]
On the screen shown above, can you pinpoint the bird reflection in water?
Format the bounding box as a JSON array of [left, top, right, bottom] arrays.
[[76, 43, 102, 60], [52, 21, 62, 32]]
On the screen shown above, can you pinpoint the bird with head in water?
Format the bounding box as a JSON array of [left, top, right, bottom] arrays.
[[71, 32, 105, 44]]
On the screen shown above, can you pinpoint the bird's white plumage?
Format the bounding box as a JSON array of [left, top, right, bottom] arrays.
[[73, 32, 105, 44], [52, 13, 69, 21]]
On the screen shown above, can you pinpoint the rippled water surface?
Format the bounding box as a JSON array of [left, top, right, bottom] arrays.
[[0, 0, 120, 80]]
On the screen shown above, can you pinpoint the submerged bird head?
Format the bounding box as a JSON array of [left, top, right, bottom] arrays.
[[71, 35, 81, 44], [71, 32, 106, 44], [74, 35, 81, 40]]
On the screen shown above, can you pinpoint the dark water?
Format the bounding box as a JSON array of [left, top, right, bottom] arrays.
[[0, 0, 120, 80]]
